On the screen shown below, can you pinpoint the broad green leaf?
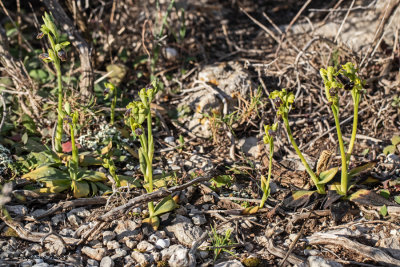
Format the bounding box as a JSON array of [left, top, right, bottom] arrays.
[[33, 184, 69, 194], [317, 167, 338, 185], [22, 166, 67, 181], [379, 189, 390, 199], [94, 182, 111, 192], [241, 206, 259, 215], [394, 196, 400, 205], [348, 162, 376, 180], [153, 195, 178, 217], [106, 64, 127, 86], [380, 205, 388, 217], [90, 182, 98, 196], [211, 175, 233, 189], [72, 180, 90, 198], [383, 145, 396, 155], [78, 170, 107, 182], [37, 177, 70, 187], [391, 135, 400, 146]]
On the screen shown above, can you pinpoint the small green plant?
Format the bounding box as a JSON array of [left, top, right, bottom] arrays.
[[37, 12, 70, 153], [63, 103, 79, 183], [100, 141, 121, 187], [270, 62, 365, 196], [124, 80, 177, 229], [208, 226, 236, 261], [104, 82, 118, 125], [383, 135, 400, 155], [391, 95, 400, 109], [260, 122, 277, 208]]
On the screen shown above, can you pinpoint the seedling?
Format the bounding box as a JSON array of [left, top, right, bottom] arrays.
[[37, 12, 70, 153], [260, 122, 277, 208], [383, 135, 400, 155], [124, 79, 176, 229], [104, 82, 117, 125], [208, 226, 236, 261]]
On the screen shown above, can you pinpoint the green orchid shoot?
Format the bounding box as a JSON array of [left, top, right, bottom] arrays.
[[38, 12, 70, 153], [320, 63, 364, 195], [260, 122, 278, 208], [104, 82, 118, 125], [270, 89, 325, 194], [63, 103, 79, 189], [125, 79, 176, 229]]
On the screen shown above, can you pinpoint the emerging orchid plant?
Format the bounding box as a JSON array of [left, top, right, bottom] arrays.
[[125, 79, 177, 229], [260, 123, 277, 208], [104, 82, 118, 125], [269, 62, 366, 196], [37, 12, 70, 153]]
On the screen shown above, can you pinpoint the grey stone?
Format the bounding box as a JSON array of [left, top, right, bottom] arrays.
[[69, 207, 91, 218], [308, 256, 343, 267], [106, 240, 120, 250], [214, 260, 244, 267], [30, 209, 46, 218], [75, 223, 90, 238], [100, 256, 114, 267], [125, 239, 137, 249], [155, 238, 170, 249], [51, 213, 65, 226], [32, 263, 49, 267], [111, 248, 127, 260], [34, 259, 44, 264], [114, 220, 140, 240], [86, 259, 99, 266], [59, 228, 75, 237], [238, 137, 260, 158], [81, 247, 106, 261], [103, 231, 116, 244], [137, 240, 155, 252], [376, 236, 400, 259], [24, 222, 37, 232], [165, 216, 203, 247], [161, 245, 190, 267], [67, 214, 82, 227], [164, 136, 175, 144], [130, 251, 153, 266], [191, 214, 207, 225], [20, 261, 33, 267], [5, 205, 27, 215], [304, 249, 320, 256], [45, 240, 66, 256]]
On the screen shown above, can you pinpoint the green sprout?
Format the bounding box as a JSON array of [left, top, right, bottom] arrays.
[[320, 62, 364, 195], [125, 79, 176, 229], [37, 12, 70, 153], [260, 122, 278, 208], [104, 82, 117, 125], [270, 89, 325, 194], [208, 226, 236, 261], [63, 103, 79, 189]]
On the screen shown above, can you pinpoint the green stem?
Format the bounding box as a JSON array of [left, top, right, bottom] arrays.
[[283, 115, 325, 194], [146, 111, 155, 216], [331, 105, 348, 194], [69, 123, 78, 180], [260, 139, 273, 208], [55, 63, 63, 152], [110, 93, 116, 125], [347, 93, 360, 160]]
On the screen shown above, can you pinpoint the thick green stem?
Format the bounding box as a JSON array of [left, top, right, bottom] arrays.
[[347, 94, 360, 160], [260, 139, 273, 208], [110, 94, 116, 125], [331, 105, 348, 194], [55, 63, 63, 152], [146, 111, 155, 216], [283, 115, 325, 194], [69, 123, 78, 181]]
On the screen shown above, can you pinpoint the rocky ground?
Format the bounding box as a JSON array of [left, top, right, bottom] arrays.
[[0, 0, 400, 266]]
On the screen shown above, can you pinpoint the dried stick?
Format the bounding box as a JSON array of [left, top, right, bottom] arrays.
[[96, 170, 219, 221], [307, 233, 400, 266]]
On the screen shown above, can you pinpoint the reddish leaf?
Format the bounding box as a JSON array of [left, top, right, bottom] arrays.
[[62, 141, 81, 153]]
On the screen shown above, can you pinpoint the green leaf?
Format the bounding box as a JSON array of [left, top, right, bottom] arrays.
[[90, 182, 98, 196], [29, 69, 48, 82], [142, 216, 160, 230], [72, 180, 90, 198], [383, 145, 396, 155], [22, 166, 68, 181], [119, 175, 141, 188], [34, 184, 69, 194], [21, 132, 28, 145], [241, 206, 259, 215], [348, 162, 376, 180], [78, 170, 107, 182], [317, 167, 338, 185], [210, 175, 233, 189], [379, 189, 390, 199], [391, 135, 400, 146], [153, 195, 178, 217], [361, 148, 369, 156], [380, 205, 388, 217], [64, 102, 71, 115], [395, 196, 400, 205]]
